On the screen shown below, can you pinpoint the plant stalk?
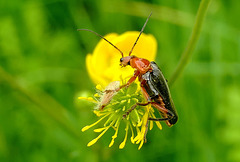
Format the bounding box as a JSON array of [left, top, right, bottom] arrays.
[[168, 0, 212, 86]]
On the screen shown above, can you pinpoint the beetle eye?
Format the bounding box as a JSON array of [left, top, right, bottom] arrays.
[[120, 58, 123, 62]]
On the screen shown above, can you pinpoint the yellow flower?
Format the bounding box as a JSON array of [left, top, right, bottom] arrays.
[[79, 81, 162, 149], [79, 31, 162, 149], [86, 31, 157, 86]]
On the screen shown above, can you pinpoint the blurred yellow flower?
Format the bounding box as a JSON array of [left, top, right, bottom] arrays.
[[86, 31, 157, 86]]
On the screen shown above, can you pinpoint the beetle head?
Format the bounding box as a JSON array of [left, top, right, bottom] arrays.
[[120, 56, 133, 67]]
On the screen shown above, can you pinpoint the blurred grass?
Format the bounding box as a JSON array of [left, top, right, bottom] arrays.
[[0, 0, 240, 162]]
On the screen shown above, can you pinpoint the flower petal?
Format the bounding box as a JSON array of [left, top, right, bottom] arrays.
[[86, 31, 157, 86]]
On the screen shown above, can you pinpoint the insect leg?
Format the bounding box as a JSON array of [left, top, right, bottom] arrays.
[[105, 70, 140, 93], [140, 81, 152, 102], [144, 120, 149, 143], [122, 101, 173, 121], [148, 102, 175, 121], [123, 101, 149, 142], [140, 87, 175, 122], [122, 85, 174, 123], [123, 102, 150, 118]]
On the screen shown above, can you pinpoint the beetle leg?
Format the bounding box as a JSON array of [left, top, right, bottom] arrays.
[[122, 102, 149, 142], [123, 102, 150, 118], [141, 86, 168, 114], [140, 87, 174, 123], [123, 86, 169, 118], [118, 70, 140, 90], [122, 101, 174, 122], [144, 120, 149, 143], [148, 102, 175, 124], [105, 70, 140, 93], [140, 82, 151, 102], [149, 102, 175, 123], [122, 83, 174, 124]]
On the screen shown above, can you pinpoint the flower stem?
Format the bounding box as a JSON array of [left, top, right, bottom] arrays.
[[168, 0, 212, 86], [0, 66, 82, 140]]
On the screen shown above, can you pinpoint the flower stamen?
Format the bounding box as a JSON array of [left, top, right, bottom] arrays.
[[119, 123, 129, 149], [80, 81, 163, 149], [81, 113, 109, 132]]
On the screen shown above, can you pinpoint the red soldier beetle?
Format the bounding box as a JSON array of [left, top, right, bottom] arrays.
[[78, 13, 178, 127]]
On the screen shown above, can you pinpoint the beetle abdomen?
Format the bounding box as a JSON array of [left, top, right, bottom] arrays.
[[142, 61, 178, 125]]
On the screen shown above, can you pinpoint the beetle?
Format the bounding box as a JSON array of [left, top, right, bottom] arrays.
[[78, 13, 178, 126]]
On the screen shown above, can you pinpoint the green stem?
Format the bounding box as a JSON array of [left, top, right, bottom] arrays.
[[168, 0, 212, 86], [0, 66, 82, 140]]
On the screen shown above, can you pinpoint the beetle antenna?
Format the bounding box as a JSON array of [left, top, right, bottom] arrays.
[[128, 12, 152, 56], [77, 29, 124, 58]]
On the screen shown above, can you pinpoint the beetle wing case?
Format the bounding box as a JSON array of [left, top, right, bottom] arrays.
[[142, 61, 178, 125]]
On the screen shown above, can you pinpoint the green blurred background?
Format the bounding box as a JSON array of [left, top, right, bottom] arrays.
[[0, 0, 240, 161]]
